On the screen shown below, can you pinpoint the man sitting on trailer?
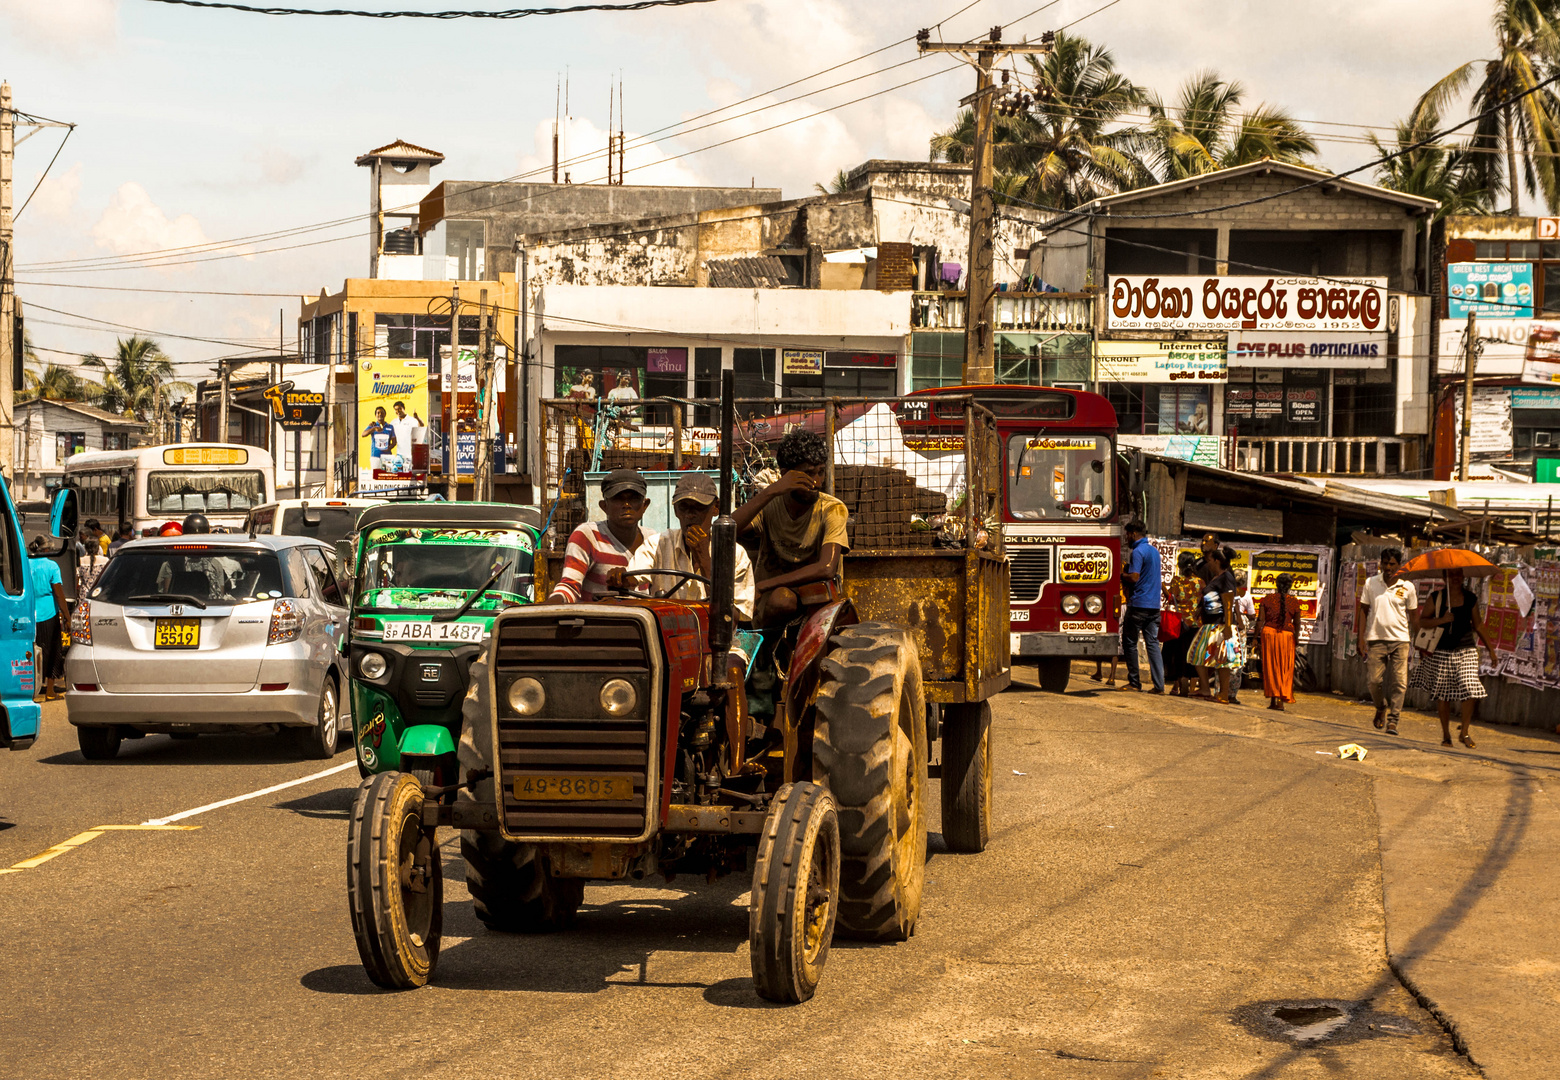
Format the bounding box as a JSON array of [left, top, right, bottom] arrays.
[[735, 429, 850, 628], [547, 468, 656, 604]]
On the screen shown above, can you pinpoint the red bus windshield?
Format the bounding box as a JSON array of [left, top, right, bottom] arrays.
[[1008, 435, 1114, 521]]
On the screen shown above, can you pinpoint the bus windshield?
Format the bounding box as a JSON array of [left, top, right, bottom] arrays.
[[147, 470, 267, 516], [1007, 435, 1114, 521], [355, 527, 536, 612]]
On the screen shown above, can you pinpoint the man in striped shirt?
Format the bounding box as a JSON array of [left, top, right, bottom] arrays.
[[548, 468, 656, 603]]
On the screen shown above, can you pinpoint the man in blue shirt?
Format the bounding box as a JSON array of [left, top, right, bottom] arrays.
[[1120, 519, 1164, 693]]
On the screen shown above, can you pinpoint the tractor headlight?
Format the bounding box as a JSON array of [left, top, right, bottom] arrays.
[[600, 678, 637, 717], [509, 677, 545, 716], [1083, 594, 1105, 615], [358, 652, 387, 680], [1061, 593, 1082, 615]]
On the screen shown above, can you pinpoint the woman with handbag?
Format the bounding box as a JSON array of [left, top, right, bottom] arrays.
[[1259, 573, 1303, 711], [1409, 568, 1497, 749], [1163, 551, 1204, 696], [1191, 547, 1242, 703]]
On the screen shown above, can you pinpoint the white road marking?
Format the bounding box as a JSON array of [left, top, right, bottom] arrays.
[[142, 760, 358, 826]]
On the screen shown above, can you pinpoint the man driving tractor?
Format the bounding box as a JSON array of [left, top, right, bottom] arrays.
[[548, 468, 655, 603]]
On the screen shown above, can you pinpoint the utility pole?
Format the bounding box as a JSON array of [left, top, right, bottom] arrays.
[[324, 309, 337, 496], [446, 285, 460, 500], [1458, 310, 1478, 482], [217, 359, 230, 443], [1, 83, 15, 478], [917, 27, 1053, 384], [473, 289, 495, 501]]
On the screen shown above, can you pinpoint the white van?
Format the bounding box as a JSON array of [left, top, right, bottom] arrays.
[[242, 498, 386, 547]]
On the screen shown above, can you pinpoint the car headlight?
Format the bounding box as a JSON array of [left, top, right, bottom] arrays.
[[1083, 594, 1105, 615], [1061, 594, 1082, 615], [358, 652, 387, 679], [509, 677, 545, 716], [600, 678, 637, 717]]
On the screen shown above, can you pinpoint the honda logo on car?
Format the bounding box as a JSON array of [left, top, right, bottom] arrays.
[[1059, 546, 1111, 583]]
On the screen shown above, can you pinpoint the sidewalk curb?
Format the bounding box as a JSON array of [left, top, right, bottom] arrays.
[[1387, 953, 1486, 1076]]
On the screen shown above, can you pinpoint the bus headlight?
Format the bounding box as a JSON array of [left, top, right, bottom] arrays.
[[509, 677, 545, 716], [358, 652, 387, 680], [600, 678, 637, 716], [1061, 594, 1082, 615], [1083, 594, 1105, 615]]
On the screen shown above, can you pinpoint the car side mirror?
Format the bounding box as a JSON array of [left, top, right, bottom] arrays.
[[335, 538, 357, 577], [50, 487, 78, 540]]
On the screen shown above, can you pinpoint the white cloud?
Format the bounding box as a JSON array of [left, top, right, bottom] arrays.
[[247, 147, 310, 187], [91, 182, 220, 264], [26, 162, 83, 222], [0, 0, 118, 55]]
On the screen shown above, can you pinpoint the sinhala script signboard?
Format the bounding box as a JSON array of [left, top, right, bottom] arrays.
[[1094, 340, 1227, 382], [1108, 275, 1388, 333]]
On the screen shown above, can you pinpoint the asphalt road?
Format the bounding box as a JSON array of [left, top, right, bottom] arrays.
[[1, 683, 1477, 1080]]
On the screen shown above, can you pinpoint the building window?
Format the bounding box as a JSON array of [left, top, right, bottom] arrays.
[[446, 220, 486, 280], [693, 348, 722, 426], [56, 432, 86, 462], [1102, 385, 1211, 435], [911, 332, 963, 390], [1472, 241, 1560, 313], [103, 433, 130, 451], [733, 348, 776, 416]]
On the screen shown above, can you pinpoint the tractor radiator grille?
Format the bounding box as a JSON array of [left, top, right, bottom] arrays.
[[492, 616, 654, 839], [1008, 549, 1053, 604]]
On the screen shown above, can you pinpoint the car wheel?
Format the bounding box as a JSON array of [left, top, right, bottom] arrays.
[[78, 725, 122, 761], [286, 679, 340, 760]]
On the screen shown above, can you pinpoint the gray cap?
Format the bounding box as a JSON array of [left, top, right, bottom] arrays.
[[600, 468, 648, 499], [672, 472, 718, 506]]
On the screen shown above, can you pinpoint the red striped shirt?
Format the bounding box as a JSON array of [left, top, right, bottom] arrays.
[[550, 521, 654, 603]]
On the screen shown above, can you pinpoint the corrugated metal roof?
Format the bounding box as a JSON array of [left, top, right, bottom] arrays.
[[19, 399, 145, 427], [355, 139, 444, 166], [707, 255, 792, 289]]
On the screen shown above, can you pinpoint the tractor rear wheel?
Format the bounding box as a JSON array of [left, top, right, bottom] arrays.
[[460, 832, 584, 933], [939, 700, 992, 853], [749, 781, 840, 1003], [347, 771, 443, 989], [1038, 657, 1071, 694], [812, 622, 927, 941]]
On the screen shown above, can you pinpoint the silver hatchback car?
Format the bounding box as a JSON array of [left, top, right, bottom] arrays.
[[65, 534, 351, 760]]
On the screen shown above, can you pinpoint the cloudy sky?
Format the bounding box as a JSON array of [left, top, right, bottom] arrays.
[[2, 0, 1501, 377]]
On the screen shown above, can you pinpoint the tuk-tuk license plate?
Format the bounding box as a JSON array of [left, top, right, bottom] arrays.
[[513, 776, 634, 801], [381, 621, 484, 644], [153, 618, 200, 649]]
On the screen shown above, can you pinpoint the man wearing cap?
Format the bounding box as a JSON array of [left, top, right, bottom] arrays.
[[630, 473, 755, 620], [548, 468, 656, 604]]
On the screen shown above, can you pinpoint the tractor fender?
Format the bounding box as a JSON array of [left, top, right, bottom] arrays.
[[784, 598, 858, 723], [399, 724, 457, 758]]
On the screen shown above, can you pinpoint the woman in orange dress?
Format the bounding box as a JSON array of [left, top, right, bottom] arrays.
[[1258, 573, 1303, 710]]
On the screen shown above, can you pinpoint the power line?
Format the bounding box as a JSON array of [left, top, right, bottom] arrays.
[[139, 0, 721, 17], [15, 125, 76, 221], [17, 280, 306, 298]]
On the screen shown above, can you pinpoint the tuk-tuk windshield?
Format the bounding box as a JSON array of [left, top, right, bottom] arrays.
[[354, 526, 536, 612], [1007, 434, 1114, 521]]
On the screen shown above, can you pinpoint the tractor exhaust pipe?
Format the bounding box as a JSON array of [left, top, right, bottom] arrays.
[[709, 369, 736, 665]]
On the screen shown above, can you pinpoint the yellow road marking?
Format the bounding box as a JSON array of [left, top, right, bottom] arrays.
[[2, 824, 202, 876]]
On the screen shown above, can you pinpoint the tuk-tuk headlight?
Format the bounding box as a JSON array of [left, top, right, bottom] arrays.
[[509, 677, 545, 716], [358, 652, 387, 680], [600, 678, 637, 717], [1061, 593, 1082, 615], [1083, 594, 1105, 615]]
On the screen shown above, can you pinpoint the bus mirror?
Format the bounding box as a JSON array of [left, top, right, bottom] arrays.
[[50, 487, 78, 540], [302, 501, 322, 526]]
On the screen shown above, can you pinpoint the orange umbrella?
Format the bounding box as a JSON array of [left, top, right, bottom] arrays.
[[1400, 548, 1499, 578]]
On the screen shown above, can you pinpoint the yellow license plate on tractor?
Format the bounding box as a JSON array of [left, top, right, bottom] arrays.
[[513, 775, 633, 801], [153, 618, 200, 649]]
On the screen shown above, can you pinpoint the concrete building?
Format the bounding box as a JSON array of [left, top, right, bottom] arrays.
[[14, 400, 146, 503], [358, 140, 445, 281], [194, 360, 332, 499]]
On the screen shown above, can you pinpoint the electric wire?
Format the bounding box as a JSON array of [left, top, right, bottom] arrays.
[[138, 0, 721, 17]]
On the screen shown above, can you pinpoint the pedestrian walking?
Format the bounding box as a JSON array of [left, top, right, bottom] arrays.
[[1409, 567, 1496, 749], [1163, 551, 1204, 696], [1356, 547, 1419, 737], [1119, 520, 1164, 693], [1229, 579, 1256, 705], [1191, 547, 1242, 703], [1259, 573, 1303, 711]]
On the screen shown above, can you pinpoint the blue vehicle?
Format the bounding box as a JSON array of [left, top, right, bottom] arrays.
[[0, 475, 46, 751]]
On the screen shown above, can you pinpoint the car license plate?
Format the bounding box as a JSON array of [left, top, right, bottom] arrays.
[[381, 620, 484, 644], [513, 775, 634, 801], [154, 618, 200, 649]]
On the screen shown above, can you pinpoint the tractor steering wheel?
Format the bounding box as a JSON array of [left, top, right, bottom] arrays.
[[610, 568, 713, 600]]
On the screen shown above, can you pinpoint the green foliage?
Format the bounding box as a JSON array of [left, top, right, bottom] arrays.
[[813, 168, 853, 195], [82, 336, 194, 423], [1145, 71, 1318, 180], [1370, 101, 1494, 219]]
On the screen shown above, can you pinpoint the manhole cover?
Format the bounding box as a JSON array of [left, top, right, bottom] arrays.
[[1234, 999, 1417, 1046]]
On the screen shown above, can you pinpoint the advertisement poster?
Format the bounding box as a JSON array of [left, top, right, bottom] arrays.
[[1108, 275, 1388, 333], [1155, 542, 1332, 645], [1448, 261, 1533, 319], [556, 365, 644, 403], [357, 356, 429, 487], [646, 347, 687, 375], [781, 349, 824, 375], [1286, 387, 1321, 423], [1095, 340, 1227, 383]]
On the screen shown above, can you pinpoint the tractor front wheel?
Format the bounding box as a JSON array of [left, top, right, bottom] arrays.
[[939, 700, 992, 853], [347, 771, 443, 989], [749, 781, 840, 1003]]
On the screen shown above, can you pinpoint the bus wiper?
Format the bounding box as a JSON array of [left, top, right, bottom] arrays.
[[128, 593, 209, 610], [433, 561, 511, 623]]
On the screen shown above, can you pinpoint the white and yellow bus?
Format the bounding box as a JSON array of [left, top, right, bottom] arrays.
[[63, 444, 277, 535]]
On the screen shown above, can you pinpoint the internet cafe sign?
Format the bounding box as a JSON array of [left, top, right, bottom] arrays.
[[1108, 275, 1388, 333], [1094, 340, 1227, 382]]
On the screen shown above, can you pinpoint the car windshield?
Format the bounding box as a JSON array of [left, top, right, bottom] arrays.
[[90, 548, 285, 606], [281, 507, 360, 546], [1007, 434, 1114, 521], [355, 527, 535, 612], [147, 470, 266, 515]]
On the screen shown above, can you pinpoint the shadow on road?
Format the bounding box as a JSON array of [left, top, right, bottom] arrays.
[[271, 786, 355, 821], [36, 732, 318, 768]]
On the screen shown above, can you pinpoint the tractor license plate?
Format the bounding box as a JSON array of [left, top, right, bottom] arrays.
[[381, 620, 484, 644], [513, 775, 634, 801], [153, 618, 200, 649]]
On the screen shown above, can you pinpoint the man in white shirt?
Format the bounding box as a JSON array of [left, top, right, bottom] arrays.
[[389, 401, 423, 461], [1356, 547, 1419, 736], [630, 473, 755, 621]]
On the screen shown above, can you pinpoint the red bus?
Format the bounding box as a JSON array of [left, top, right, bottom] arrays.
[[898, 385, 1121, 693]]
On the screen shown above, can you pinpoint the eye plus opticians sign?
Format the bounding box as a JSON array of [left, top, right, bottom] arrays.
[[1108, 275, 1388, 333]]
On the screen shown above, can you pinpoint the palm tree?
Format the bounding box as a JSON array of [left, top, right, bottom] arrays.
[[1370, 101, 1494, 219], [930, 31, 1154, 209], [1416, 0, 1560, 214], [20, 363, 102, 404], [1146, 71, 1318, 180], [84, 336, 193, 429], [813, 169, 853, 195]]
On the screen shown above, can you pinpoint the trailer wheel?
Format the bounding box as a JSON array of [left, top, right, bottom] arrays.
[[460, 832, 584, 933], [1038, 657, 1070, 694], [812, 622, 927, 941], [939, 701, 992, 853], [347, 771, 442, 989], [749, 781, 840, 1003]]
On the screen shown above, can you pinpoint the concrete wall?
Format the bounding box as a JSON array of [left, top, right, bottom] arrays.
[[536, 283, 913, 338]]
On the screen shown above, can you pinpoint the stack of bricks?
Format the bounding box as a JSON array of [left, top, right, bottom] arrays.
[[833, 465, 947, 549]]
